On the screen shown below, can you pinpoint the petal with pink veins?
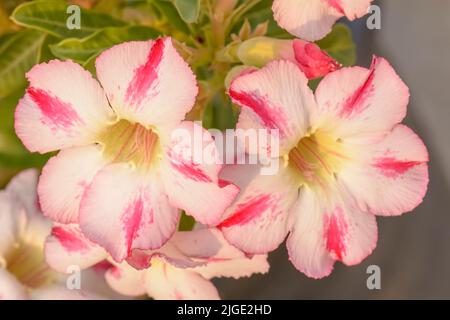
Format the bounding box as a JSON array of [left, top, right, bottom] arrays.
[[95, 37, 198, 132], [287, 186, 377, 279], [79, 163, 179, 262], [15, 60, 114, 154], [314, 56, 409, 140], [339, 125, 429, 216], [161, 121, 239, 226], [38, 145, 108, 224], [229, 60, 315, 155], [272, 0, 341, 41], [45, 224, 108, 273], [218, 164, 300, 254]]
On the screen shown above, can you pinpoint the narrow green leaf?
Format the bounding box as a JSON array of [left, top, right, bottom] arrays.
[[11, 0, 126, 39], [178, 211, 196, 231], [0, 29, 45, 98], [50, 26, 160, 63], [149, 0, 190, 34], [166, 0, 200, 23], [316, 23, 356, 67]]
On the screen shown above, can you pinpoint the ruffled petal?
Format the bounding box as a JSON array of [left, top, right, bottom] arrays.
[[287, 186, 377, 279], [314, 56, 409, 140], [79, 163, 179, 262], [38, 145, 107, 223], [15, 60, 114, 153], [218, 164, 299, 254], [161, 121, 239, 226], [229, 60, 315, 155], [339, 125, 429, 216], [95, 37, 198, 131], [45, 224, 108, 273], [272, 0, 341, 41]]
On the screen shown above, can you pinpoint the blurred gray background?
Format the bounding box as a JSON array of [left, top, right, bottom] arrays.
[[216, 0, 450, 299]]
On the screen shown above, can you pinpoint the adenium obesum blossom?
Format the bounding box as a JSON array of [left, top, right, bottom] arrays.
[[0, 170, 107, 300], [238, 37, 340, 79], [45, 225, 269, 299], [222, 57, 429, 278], [15, 37, 239, 262], [272, 0, 374, 41]]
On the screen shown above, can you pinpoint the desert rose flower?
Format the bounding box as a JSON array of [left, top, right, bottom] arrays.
[[238, 37, 340, 79], [222, 57, 429, 278], [45, 225, 269, 299], [272, 0, 374, 41], [15, 37, 239, 262], [0, 169, 105, 300]]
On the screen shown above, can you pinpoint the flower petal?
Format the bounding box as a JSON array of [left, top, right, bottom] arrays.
[[287, 186, 378, 279], [45, 224, 108, 273], [79, 163, 179, 262], [38, 145, 108, 224], [314, 56, 409, 140], [337, 0, 373, 20], [0, 269, 28, 300], [189, 229, 270, 279], [272, 0, 341, 41], [229, 60, 315, 155], [15, 60, 114, 153], [30, 284, 103, 300], [95, 37, 198, 131], [218, 164, 299, 254], [161, 121, 239, 226], [105, 263, 146, 297], [339, 125, 429, 216], [0, 192, 25, 261], [144, 260, 219, 300]]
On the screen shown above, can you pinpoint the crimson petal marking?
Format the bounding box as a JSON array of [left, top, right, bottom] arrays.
[[339, 63, 376, 118], [324, 0, 345, 14], [218, 194, 275, 229], [229, 88, 287, 136], [52, 226, 90, 253], [125, 38, 165, 107], [372, 157, 423, 178], [324, 207, 348, 261], [28, 87, 85, 132]]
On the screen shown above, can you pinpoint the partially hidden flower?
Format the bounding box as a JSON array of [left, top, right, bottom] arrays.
[[0, 169, 108, 300], [45, 225, 269, 299], [238, 36, 341, 80], [15, 37, 239, 262], [272, 0, 374, 41], [222, 57, 429, 278]]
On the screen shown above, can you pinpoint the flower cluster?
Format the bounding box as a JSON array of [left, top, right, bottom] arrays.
[[1, 0, 429, 299]]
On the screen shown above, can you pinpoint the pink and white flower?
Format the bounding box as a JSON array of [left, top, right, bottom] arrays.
[[272, 0, 374, 41], [0, 169, 109, 300], [223, 57, 429, 278], [15, 37, 239, 262], [45, 225, 269, 299]]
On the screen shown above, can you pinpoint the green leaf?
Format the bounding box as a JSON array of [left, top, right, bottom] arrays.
[[178, 211, 196, 231], [0, 90, 51, 172], [316, 23, 356, 67], [166, 0, 200, 24], [0, 29, 46, 98], [50, 25, 160, 63], [149, 0, 190, 34], [11, 0, 126, 39]]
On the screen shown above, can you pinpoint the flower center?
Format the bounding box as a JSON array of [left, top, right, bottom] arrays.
[[288, 130, 348, 189], [3, 240, 56, 289], [98, 120, 161, 170]]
